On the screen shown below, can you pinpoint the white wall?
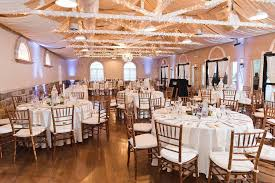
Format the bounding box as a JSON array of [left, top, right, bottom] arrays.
[[0, 26, 68, 93]]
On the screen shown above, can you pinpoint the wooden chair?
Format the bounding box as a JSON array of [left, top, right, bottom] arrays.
[[125, 111, 157, 179], [99, 82, 105, 96], [8, 109, 48, 162], [82, 100, 110, 141], [219, 98, 238, 111], [178, 96, 190, 106], [208, 129, 266, 183], [137, 92, 151, 119], [150, 97, 162, 111], [252, 91, 264, 128], [223, 89, 236, 100], [12, 94, 32, 108], [155, 121, 199, 183], [262, 101, 275, 145], [165, 87, 178, 106], [0, 99, 15, 158], [51, 106, 76, 158], [200, 89, 216, 105], [71, 92, 85, 100], [116, 92, 126, 120]]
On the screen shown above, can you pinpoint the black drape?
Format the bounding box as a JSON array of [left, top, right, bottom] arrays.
[[262, 52, 275, 100]]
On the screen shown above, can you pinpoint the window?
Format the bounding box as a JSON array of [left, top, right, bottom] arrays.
[[44, 51, 52, 67], [124, 62, 136, 81], [90, 62, 104, 81], [15, 38, 31, 63]]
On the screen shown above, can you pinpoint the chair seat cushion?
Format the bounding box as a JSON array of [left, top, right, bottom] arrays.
[[160, 146, 198, 164], [0, 118, 10, 125], [137, 104, 150, 110], [117, 104, 125, 110], [82, 115, 106, 125], [0, 124, 12, 134], [129, 134, 157, 149], [50, 125, 73, 134], [253, 112, 264, 118], [15, 126, 46, 137], [256, 108, 264, 112], [246, 145, 275, 162], [267, 118, 275, 125], [133, 123, 152, 132], [210, 152, 254, 172]]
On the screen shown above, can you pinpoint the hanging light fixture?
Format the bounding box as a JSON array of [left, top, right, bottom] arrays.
[[249, 10, 269, 21], [80, 48, 89, 52], [55, 0, 77, 8], [228, 0, 240, 30], [181, 39, 193, 44], [122, 53, 133, 62], [143, 25, 157, 32], [74, 35, 86, 41]]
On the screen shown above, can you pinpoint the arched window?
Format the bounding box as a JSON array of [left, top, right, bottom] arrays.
[[124, 62, 136, 81], [90, 61, 104, 81], [15, 37, 31, 63], [45, 51, 52, 67]]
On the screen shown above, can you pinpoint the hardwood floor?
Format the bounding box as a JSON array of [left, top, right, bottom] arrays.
[[0, 112, 275, 183]]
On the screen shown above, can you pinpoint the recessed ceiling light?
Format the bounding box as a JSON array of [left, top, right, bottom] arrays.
[[80, 48, 89, 52], [74, 35, 86, 41], [182, 39, 192, 44], [249, 10, 269, 21], [55, 0, 77, 8], [143, 26, 157, 32]]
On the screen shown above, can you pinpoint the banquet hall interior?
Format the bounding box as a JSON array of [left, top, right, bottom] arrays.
[[2, 0, 275, 183]]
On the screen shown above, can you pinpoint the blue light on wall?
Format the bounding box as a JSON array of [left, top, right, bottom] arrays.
[[67, 59, 77, 77], [143, 57, 153, 76]]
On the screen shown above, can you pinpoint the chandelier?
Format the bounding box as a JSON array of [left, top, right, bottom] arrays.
[[122, 53, 133, 62]]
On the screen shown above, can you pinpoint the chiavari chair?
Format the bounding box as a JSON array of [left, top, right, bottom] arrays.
[[219, 98, 238, 111], [12, 94, 32, 108], [178, 96, 190, 106], [0, 99, 14, 158], [262, 101, 275, 145], [116, 92, 126, 120], [112, 81, 118, 96], [137, 92, 151, 119], [125, 111, 157, 179], [200, 89, 215, 105], [82, 100, 110, 141], [223, 89, 236, 100], [155, 121, 199, 183], [99, 82, 105, 96], [71, 91, 85, 100], [51, 106, 76, 158], [165, 87, 178, 106], [208, 129, 266, 183], [8, 109, 48, 162], [252, 91, 264, 128]]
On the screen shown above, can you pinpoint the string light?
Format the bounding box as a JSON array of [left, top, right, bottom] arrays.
[[57, 29, 223, 39], [66, 39, 205, 45], [68, 45, 184, 50], [1, 9, 273, 28]]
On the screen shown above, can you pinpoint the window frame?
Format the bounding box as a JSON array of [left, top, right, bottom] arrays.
[[124, 62, 137, 81], [90, 61, 104, 81], [14, 37, 32, 64], [44, 50, 53, 68]]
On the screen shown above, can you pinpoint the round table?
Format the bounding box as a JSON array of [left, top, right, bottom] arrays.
[[151, 107, 254, 176], [17, 99, 93, 147], [118, 90, 164, 118]]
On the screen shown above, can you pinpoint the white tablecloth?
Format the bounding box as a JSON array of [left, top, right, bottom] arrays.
[[152, 107, 254, 176], [117, 90, 164, 118], [64, 85, 88, 100], [17, 100, 93, 147], [198, 89, 251, 105]]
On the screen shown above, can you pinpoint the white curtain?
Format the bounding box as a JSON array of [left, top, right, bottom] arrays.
[[184, 64, 190, 81], [208, 62, 216, 79], [218, 61, 228, 78]]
